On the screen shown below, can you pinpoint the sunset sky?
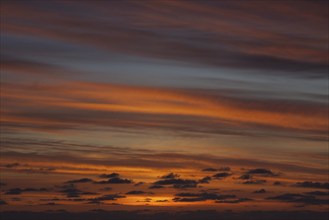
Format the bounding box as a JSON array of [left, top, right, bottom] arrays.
[[0, 0, 328, 219]]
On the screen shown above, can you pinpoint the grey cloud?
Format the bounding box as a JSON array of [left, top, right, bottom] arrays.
[[293, 181, 329, 189], [253, 189, 267, 194], [94, 177, 133, 184], [213, 172, 231, 179], [246, 168, 277, 176], [5, 187, 49, 195], [242, 180, 267, 185], [99, 173, 120, 179], [173, 192, 236, 202], [65, 178, 93, 184], [267, 193, 329, 205]]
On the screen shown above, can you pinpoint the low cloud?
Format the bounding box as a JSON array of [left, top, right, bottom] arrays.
[[173, 192, 236, 202], [5, 187, 49, 195], [267, 193, 329, 205], [253, 189, 267, 194], [216, 198, 252, 203], [305, 191, 329, 196], [199, 176, 212, 184], [99, 173, 119, 179], [246, 168, 277, 176], [293, 181, 329, 189], [152, 173, 198, 189], [0, 200, 7, 205], [126, 191, 152, 195], [65, 178, 93, 184], [94, 177, 132, 184], [58, 184, 95, 198], [242, 180, 266, 185], [213, 172, 231, 179]]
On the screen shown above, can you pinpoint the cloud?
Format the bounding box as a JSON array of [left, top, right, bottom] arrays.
[[134, 182, 144, 187], [273, 181, 283, 186], [238, 174, 252, 180], [293, 181, 329, 189], [151, 173, 199, 189], [199, 176, 212, 184], [88, 194, 125, 203], [1, 81, 327, 141], [216, 198, 253, 203], [160, 173, 180, 179], [5, 187, 49, 195], [246, 168, 277, 176], [94, 177, 133, 184], [65, 178, 93, 184], [2, 0, 328, 78], [3, 163, 20, 168], [253, 189, 267, 194], [155, 199, 169, 202], [148, 185, 164, 189], [267, 193, 329, 205], [202, 168, 218, 172], [58, 184, 95, 198], [213, 172, 231, 179], [153, 178, 198, 189], [305, 191, 329, 196], [0, 200, 7, 205], [99, 173, 120, 179], [125, 191, 151, 195], [242, 180, 267, 185], [202, 167, 231, 172], [173, 192, 236, 202]]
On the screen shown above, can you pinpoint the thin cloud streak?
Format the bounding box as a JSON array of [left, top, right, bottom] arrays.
[[1, 81, 327, 139]]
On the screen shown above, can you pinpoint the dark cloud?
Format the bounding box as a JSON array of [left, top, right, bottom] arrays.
[[253, 189, 267, 194], [273, 181, 282, 186], [3, 163, 20, 168], [293, 181, 329, 189], [153, 178, 198, 189], [65, 178, 93, 184], [0, 182, 6, 186], [160, 173, 180, 179], [238, 174, 252, 180], [99, 173, 119, 179], [213, 172, 231, 179], [94, 177, 132, 184], [151, 173, 199, 188], [267, 193, 329, 205], [125, 191, 151, 195], [242, 180, 266, 185], [156, 199, 169, 202], [42, 202, 58, 206], [0, 199, 7, 205], [202, 167, 230, 172], [59, 184, 95, 198], [305, 191, 329, 196], [199, 176, 212, 184], [246, 168, 276, 176], [88, 194, 126, 204], [202, 168, 218, 172], [216, 198, 253, 203], [173, 192, 236, 202], [5, 187, 48, 195], [134, 182, 144, 187], [136, 197, 152, 203], [148, 185, 164, 189]]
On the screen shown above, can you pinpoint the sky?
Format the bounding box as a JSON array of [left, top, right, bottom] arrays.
[[0, 0, 328, 219]]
